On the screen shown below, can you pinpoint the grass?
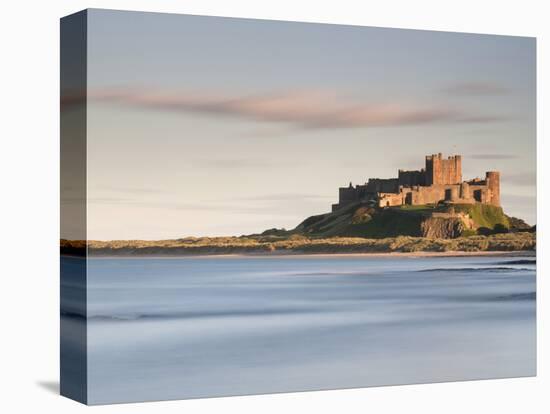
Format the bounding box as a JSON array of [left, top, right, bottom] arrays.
[[349, 209, 424, 238], [62, 231, 535, 256], [295, 202, 513, 240], [451, 203, 509, 229], [394, 204, 438, 212]]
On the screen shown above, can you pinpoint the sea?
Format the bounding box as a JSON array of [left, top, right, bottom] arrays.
[[62, 254, 536, 404]]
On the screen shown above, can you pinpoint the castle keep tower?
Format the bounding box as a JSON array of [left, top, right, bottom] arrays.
[[425, 153, 462, 186]]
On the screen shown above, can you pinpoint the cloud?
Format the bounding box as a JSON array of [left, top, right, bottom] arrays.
[[470, 153, 519, 160], [89, 196, 245, 212], [192, 158, 282, 169], [442, 82, 510, 96], [89, 190, 332, 216], [90, 185, 168, 194], [233, 193, 333, 202], [88, 196, 306, 217], [86, 88, 507, 129]]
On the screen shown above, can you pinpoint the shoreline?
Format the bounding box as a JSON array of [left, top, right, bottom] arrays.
[[69, 250, 536, 260], [62, 232, 536, 259]]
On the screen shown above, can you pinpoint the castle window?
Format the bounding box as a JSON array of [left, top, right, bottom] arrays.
[[473, 189, 482, 202]]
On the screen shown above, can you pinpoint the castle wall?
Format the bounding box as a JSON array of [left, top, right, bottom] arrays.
[[404, 184, 475, 205], [410, 185, 446, 205], [398, 169, 426, 186], [354, 184, 375, 200], [334, 182, 379, 211], [378, 192, 404, 207], [445, 186, 459, 202], [365, 178, 399, 193], [462, 174, 499, 206], [466, 183, 488, 203], [335, 185, 360, 210], [459, 182, 471, 200], [339, 185, 359, 204]]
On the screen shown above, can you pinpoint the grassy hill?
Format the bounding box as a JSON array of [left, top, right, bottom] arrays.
[[291, 202, 517, 239]]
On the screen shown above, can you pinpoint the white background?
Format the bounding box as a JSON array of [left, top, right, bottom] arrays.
[[0, 0, 547, 412]]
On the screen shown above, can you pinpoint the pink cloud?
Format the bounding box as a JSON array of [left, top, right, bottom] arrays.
[[83, 88, 507, 129]]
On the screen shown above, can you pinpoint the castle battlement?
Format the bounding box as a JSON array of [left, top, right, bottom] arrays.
[[331, 153, 500, 212]]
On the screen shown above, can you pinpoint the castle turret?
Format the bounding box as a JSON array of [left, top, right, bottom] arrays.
[[454, 155, 462, 183], [459, 181, 470, 201], [486, 171, 500, 206], [446, 186, 459, 202]]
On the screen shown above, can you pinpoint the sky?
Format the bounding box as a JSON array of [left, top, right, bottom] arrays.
[[84, 9, 536, 240]]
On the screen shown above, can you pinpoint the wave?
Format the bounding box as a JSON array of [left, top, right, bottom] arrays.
[[83, 307, 320, 322], [491, 292, 536, 301], [290, 271, 370, 277], [491, 259, 536, 266], [449, 291, 536, 303], [418, 267, 534, 273]]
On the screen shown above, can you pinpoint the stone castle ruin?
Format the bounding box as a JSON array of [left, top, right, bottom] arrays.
[[332, 153, 500, 212]]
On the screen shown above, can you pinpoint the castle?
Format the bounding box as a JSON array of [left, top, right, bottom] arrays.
[[332, 153, 500, 212]]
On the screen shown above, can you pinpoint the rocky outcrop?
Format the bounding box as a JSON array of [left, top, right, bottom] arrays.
[[420, 216, 466, 239], [420, 212, 474, 239]]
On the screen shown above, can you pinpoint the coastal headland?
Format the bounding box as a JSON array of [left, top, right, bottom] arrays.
[[62, 152, 536, 257]]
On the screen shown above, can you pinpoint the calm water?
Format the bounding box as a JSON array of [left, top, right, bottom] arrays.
[[70, 255, 535, 404]]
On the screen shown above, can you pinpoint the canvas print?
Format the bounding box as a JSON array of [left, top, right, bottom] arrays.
[[60, 9, 536, 405]]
